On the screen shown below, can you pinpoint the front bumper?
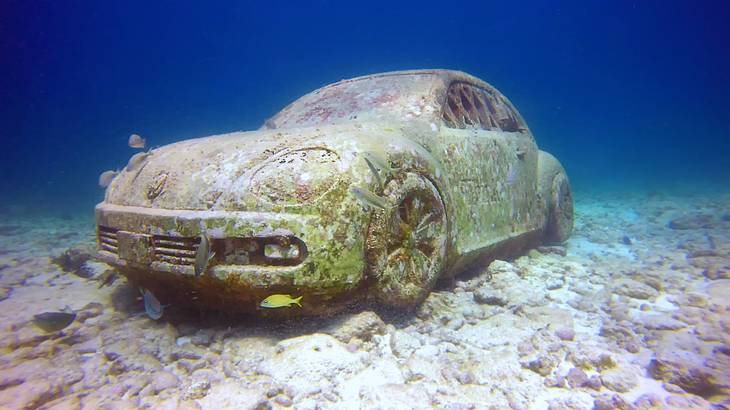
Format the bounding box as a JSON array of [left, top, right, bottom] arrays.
[[95, 203, 364, 292]]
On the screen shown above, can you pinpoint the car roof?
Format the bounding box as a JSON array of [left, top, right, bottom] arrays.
[[263, 69, 522, 130], [318, 69, 498, 95]]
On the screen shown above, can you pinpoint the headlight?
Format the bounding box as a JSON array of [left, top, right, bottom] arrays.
[[219, 235, 307, 266], [250, 148, 342, 205]]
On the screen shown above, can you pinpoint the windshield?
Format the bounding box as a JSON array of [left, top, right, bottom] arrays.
[[263, 73, 444, 129]]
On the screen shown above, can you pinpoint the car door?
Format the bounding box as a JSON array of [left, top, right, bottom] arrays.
[[499, 127, 539, 234], [438, 127, 515, 255], [435, 82, 520, 255], [486, 91, 541, 236]]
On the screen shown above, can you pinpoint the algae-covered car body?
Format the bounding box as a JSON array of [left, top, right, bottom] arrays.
[[95, 69, 573, 315]]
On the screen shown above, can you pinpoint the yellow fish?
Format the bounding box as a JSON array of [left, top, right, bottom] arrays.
[[260, 294, 302, 308]]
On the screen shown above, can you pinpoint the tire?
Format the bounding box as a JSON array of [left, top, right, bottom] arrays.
[[546, 172, 573, 243], [365, 173, 448, 308]]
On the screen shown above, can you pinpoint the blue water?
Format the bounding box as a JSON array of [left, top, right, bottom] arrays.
[[2, 1, 729, 214]]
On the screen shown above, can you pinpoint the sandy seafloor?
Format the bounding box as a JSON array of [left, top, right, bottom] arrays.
[[0, 188, 728, 410]]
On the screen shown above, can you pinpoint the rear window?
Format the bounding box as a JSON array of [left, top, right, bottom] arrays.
[[441, 82, 524, 132]]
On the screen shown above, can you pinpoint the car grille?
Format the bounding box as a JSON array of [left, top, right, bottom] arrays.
[[152, 235, 198, 265], [98, 226, 119, 253], [97, 225, 307, 267], [97, 227, 197, 266]]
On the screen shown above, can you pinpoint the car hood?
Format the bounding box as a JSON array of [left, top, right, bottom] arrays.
[[104, 128, 355, 211]]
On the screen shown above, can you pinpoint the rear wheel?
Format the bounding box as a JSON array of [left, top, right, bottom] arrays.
[[366, 173, 447, 308], [546, 172, 573, 243]]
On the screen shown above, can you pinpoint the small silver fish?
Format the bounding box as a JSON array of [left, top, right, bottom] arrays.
[[363, 152, 395, 175], [507, 163, 519, 186], [414, 213, 437, 236], [350, 186, 391, 210], [363, 155, 383, 190], [194, 233, 215, 276], [126, 151, 152, 171], [98, 170, 119, 187], [128, 133, 146, 149], [141, 288, 164, 320], [32, 307, 76, 333], [362, 152, 396, 189]]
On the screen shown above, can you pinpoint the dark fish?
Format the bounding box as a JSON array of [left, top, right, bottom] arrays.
[[96, 269, 118, 288], [32, 310, 76, 333], [141, 288, 164, 320]]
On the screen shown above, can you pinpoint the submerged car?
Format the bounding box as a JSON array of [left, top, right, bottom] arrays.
[[96, 69, 573, 315]]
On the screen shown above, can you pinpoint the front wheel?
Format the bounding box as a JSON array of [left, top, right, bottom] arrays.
[[365, 173, 448, 309]]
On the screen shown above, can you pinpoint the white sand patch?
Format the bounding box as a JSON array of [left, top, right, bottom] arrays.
[[568, 236, 636, 260]]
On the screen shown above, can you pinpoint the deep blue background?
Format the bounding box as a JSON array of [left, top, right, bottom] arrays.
[[2, 1, 729, 214]]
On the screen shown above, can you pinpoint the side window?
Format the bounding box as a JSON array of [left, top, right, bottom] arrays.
[[441, 82, 524, 132]]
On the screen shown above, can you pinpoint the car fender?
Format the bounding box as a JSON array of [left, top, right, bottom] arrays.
[[344, 132, 457, 267], [537, 150, 573, 241]]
